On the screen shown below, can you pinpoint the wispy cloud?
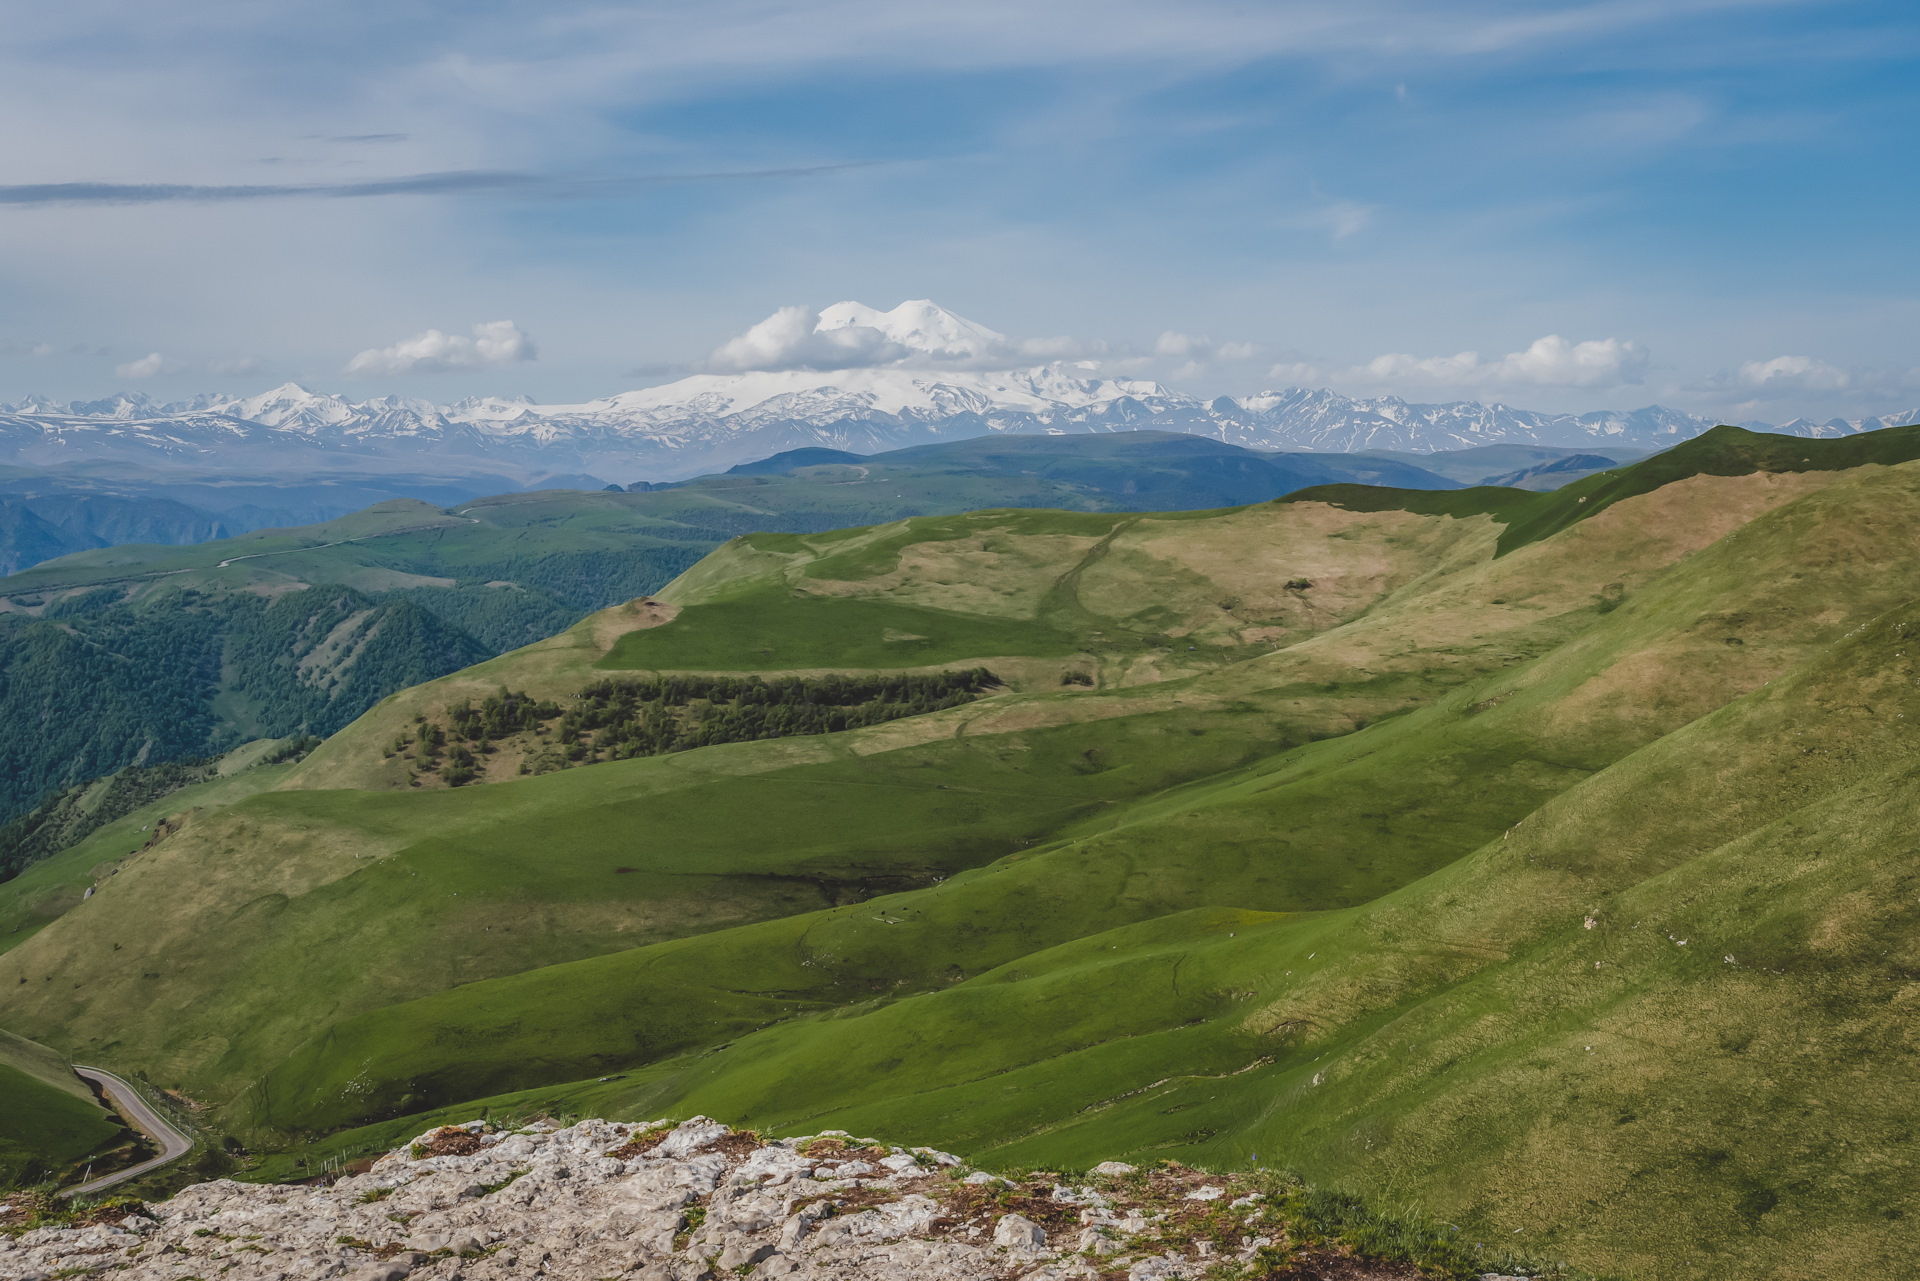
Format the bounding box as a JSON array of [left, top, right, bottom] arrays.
[[1737, 354, 1850, 392], [1289, 200, 1377, 240], [1688, 354, 1920, 413], [1350, 335, 1649, 389], [114, 352, 176, 379], [1154, 331, 1259, 379], [0, 163, 880, 208], [346, 321, 536, 376]]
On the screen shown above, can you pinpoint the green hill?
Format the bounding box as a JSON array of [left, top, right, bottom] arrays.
[[4, 425, 1920, 1274], [0, 432, 1460, 840], [0, 1029, 129, 1187]]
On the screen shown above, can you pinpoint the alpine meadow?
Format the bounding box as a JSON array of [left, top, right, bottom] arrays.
[[2, 421, 1918, 1277]]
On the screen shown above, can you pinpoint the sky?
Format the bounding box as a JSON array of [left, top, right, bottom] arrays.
[[0, 0, 1915, 420]]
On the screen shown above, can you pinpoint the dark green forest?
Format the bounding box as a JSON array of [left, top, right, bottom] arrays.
[[549, 670, 999, 759], [401, 672, 998, 785], [0, 540, 708, 871], [0, 586, 486, 838]]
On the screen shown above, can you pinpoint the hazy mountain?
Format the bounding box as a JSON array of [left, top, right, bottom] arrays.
[[5, 303, 1912, 480]]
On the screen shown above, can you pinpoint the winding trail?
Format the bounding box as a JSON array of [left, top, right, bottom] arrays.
[[60, 1067, 193, 1198]]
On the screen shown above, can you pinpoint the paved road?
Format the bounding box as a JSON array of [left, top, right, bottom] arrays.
[[60, 1067, 194, 1198]]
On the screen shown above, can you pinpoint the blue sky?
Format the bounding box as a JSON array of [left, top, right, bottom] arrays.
[[0, 0, 1915, 419]]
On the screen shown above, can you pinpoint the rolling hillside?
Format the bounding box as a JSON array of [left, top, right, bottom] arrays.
[[5, 426, 1920, 1276], [0, 432, 1460, 837]]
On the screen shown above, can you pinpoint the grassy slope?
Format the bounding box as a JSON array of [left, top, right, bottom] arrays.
[[0, 1029, 123, 1187], [253, 460, 1920, 1278], [221, 462, 1858, 1131], [1287, 420, 1920, 557], [0, 481, 1580, 1102], [7, 431, 1920, 1275], [0, 756, 303, 956]]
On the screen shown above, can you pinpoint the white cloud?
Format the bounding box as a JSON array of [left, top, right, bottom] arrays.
[[29, 342, 53, 358], [1352, 334, 1647, 389], [344, 320, 536, 376], [703, 301, 1099, 374], [208, 355, 265, 375], [115, 351, 170, 379], [1737, 355, 1850, 392], [706, 305, 911, 373]]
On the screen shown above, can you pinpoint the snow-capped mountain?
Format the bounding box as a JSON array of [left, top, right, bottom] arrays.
[[1, 301, 1913, 481]]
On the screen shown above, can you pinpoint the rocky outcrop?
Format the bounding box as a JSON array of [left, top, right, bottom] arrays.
[[0, 1117, 1495, 1280]]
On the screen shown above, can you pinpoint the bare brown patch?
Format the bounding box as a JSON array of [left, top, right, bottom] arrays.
[[797, 1137, 889, 1160], [413, 1126, 483, 1158], [589, 597, 681, 651], [709, 1128, 766, 1158], [924, 1180, 1083, 1241], [606, 1127, 672, 1160], [789, 1184, 905, 1219]]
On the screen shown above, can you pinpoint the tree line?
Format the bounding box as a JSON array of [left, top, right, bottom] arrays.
[[404, 671, 999, 784]]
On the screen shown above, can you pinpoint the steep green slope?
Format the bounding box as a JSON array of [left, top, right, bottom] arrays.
[[249, 457, 1920, 1131], [0, 1029, 126, 1187], [0, 751, 301, 955], [0, 449, 1827, 1101], [0, 585, 486, 833], [1288, 420, 1920, 555], [245, 459, 1920, 1278]]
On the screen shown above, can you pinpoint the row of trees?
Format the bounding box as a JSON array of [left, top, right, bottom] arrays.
[[553, 670, 999, 760], [432, 670, 998, 782]]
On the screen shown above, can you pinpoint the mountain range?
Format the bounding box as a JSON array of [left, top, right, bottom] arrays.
[[6, 302, 1914, 481]]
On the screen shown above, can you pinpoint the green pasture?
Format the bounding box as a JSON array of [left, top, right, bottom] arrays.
[[11, 431, 1920, 1276], [0, 759, 300, 956], [0, 1065, 125, 1187], [0, 1030, 125, 1188], [255, 592, 1920, 1275], [598, 592, 1086, 670]]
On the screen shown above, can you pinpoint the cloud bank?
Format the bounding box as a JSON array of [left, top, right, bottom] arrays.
[[346, 321, 536, 377], [1348, 334, 1649, 389], [1738, 355, 1851, 392]]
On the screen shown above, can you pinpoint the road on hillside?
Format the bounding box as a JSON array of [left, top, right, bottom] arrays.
[[60, 1067, 194, 1198]]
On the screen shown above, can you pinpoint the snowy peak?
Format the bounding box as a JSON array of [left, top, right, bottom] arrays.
[[815, 299, 1009, 363]]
